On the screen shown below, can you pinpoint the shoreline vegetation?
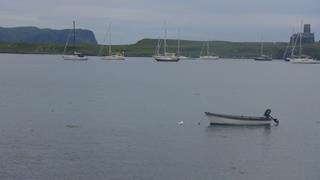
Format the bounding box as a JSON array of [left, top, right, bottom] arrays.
[[1, 38, 320, 59]]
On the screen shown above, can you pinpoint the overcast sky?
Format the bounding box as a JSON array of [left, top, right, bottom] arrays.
[[1, 0, 319, 44]]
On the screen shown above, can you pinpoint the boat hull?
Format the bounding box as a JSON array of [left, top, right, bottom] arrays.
[[62, 55, 88, 61], [254, 58, 272, 61], [178, 56, 190, 60], [205, 112, 271, 126], [199, 56, 219, 60], [254, 54, 272, 61], [289, 58, 320, 64], [154, 56, 180, 62], [101, 56, 125, 60]]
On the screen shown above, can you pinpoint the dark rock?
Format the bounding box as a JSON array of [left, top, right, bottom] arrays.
[[0, 26, 97, 44]]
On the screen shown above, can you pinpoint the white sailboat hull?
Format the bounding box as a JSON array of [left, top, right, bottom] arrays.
[[254, 56, 272, 61], [199, 56, 219, 60], [178, 56, 190, 60], [290, 58, 320, 64], [101, 55, 125, 60], [62, 55, 88, 61], [154, 55, 180, 62]]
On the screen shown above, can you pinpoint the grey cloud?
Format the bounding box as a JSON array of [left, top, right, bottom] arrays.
[[0, 0, 319, 43]]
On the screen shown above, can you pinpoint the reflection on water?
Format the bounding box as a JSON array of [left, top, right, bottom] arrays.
[[204, 124, 272, 138], [205, 124, 271, 132]]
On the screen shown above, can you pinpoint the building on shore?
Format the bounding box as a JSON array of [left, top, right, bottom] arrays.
[[290, 24, 315, 44]]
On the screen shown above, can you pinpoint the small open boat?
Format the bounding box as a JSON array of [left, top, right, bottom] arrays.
[[205, 109, 278, 126]]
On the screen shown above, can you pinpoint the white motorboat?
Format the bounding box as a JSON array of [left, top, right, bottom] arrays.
[[205, 109, 278, 126], [62, 21, 88, 61], [199, 41, 219, 60]]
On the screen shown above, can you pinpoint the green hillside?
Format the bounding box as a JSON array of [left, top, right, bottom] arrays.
[[1, 38, 320, 59]]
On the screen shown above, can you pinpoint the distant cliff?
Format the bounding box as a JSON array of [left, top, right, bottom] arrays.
[[0, 26, 97, 44]]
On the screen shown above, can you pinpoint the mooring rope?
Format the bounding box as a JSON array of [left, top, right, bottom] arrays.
[[198, 114, 206, 125]]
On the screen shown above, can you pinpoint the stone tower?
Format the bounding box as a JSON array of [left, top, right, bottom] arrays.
[[290, 24, 315, 44]]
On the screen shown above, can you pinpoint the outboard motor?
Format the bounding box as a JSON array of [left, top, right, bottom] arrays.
[[264, 109, 279, 125], [264, 109, 271, 117]]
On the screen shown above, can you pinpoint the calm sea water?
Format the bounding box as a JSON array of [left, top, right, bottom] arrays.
[[0, 54, 319, 180]]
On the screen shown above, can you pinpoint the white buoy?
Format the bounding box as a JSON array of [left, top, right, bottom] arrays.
[[178, 121, 184, 125]]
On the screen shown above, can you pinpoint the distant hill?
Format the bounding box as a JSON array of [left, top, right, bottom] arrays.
[[0, 26, 97, 44], [133, 38, 288, 58], [1, 38, 320, 59]]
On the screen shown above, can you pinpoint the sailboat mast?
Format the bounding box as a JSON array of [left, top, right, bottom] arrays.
[[260, 38, 264, 56], [177, 29, 180, 57], [283, 41, 290, 59], [283, 29, 294, 59], [207, 41, 209, 55], [299, 32, 302, 56], [73, 21, 76, 52], [155, 38, 160, 56], [164, 26, 167, 54], [200, 43, 204, 57], [291, 34, 297, 57], [298, 32, 302, 57], [108, 23, 112, 56]]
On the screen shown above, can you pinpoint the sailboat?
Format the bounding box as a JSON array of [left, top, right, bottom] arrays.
[[62, 21, 88, 61], [177, 30, 190, 60], [254, 39, 272, 61], [289, 29, 319, 64], [283, 41, 291, 61], [154, 26, 179, 62], [100, 24, 125, 60], [199, 41, 219, 60], [283, 29, 296, 61], [178, 39, 189, 59]]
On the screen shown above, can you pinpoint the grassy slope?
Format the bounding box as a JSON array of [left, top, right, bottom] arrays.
[[1, 39, 320, 59]]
